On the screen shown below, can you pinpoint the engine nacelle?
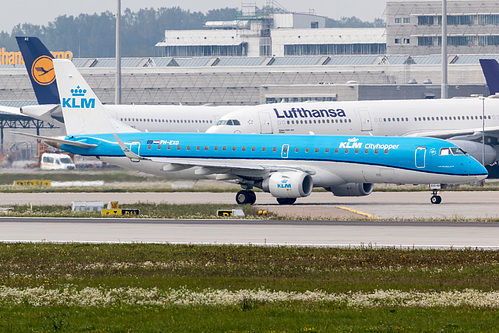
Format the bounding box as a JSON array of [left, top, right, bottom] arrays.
[[261, 172, 313, 198], [449, 140, 497, 165], [326, 183, 374, 197]]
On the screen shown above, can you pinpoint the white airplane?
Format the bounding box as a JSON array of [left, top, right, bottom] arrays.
[[206, 98, 499, 166], [26, 59, 487, 205], [15, 36, 250, 132]]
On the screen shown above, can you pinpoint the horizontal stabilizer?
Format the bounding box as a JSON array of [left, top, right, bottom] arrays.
[[13, 132, 98, 149]]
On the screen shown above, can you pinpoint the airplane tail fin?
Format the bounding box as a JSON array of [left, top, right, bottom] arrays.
[[53, 58, 138, 135], [16, 36, 60, 105], [479, 59, 499, 96]]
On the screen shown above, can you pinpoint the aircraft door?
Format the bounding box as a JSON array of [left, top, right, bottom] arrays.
[[415, 147, 426, 168], [357, 109, 372, 132], [258, 112, 273, 134], [281, 144, 289, 158]]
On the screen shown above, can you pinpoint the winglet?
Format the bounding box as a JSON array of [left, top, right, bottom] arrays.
[[113, 134, 146, 161]]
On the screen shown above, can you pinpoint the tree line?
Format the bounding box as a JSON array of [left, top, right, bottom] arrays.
[[0, 7, 384, 58]]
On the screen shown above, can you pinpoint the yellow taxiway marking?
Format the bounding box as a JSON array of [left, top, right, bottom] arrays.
[[337, 206, 375, 219]]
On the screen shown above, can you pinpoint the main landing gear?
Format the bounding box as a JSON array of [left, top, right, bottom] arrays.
[[430, 189, 442, 204], [236, 190, 256, 205]]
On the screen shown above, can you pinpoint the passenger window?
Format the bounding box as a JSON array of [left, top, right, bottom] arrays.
[[167, 145, 171, 150], [384, 149, 388, 154], [295, 147, 299, 153], [374, 149, 379, 154], [262, 147, 266, 152], [205, 146, 209, 151], [272, 147, 277, 152], [365, 149, 369, 153], [355, 149, 359, 153], [232, 146, 236, 151], [344, 149, 349, 153], [177, 145, 181, 150], [315, 148, 319, 153], [196, 146, 200, 151], [223, 146, 227, 151], [157, 145, 161, 150], [187, 146, 191, 150], [242, 146, 246, 151], [305, 148, 310, 153], [251, 147, 256, 152], [325, 148, 329, 153], [214, 146, 218, 151], [147, 145, 152, 149], [334, 148, 339, 153]]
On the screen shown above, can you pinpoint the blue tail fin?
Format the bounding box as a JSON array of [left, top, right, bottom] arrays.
[[16, 36, 60, 105], [479, 59, 499, 96]]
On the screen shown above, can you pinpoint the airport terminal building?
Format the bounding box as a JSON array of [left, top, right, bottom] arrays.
[[1, 0, 499, 108]]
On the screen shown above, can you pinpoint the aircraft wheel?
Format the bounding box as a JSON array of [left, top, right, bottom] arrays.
[[430, 195, 442, 204], [236, 190, 255, 205], [247, 191, 257, 205], [276, 197, 296, 205]]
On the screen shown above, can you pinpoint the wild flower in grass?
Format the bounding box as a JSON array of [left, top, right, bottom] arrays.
[[0, 286, 497, 308]]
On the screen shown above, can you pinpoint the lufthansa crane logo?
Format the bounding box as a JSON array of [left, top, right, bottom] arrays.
[[31, 55, 55, 86]]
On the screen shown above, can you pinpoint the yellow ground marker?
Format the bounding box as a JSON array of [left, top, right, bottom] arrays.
[[337, 206, 375, 219]]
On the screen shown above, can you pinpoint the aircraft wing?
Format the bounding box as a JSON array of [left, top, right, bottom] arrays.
[[113, 134, 307, 179]]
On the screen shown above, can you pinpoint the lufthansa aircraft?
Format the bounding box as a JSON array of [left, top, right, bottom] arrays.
[[15, 36, 249, 131], [207, 98, 499, 166], [24, 59, 487, 205]]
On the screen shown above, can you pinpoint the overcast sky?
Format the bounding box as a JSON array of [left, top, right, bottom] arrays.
[[1, 0, 388, 33]]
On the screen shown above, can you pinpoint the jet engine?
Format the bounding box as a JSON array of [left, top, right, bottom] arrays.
[[449, 140, 497, 165], [261, 172, 313, 198], [326, 183, 374, 197]]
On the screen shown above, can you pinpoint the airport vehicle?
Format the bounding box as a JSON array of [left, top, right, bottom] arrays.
[[40, 152, 75, 170], [28, 59, 488, 205], [480, 59, 499, 95], [15, 36, 248, 131], [207, 98, 499, 165]]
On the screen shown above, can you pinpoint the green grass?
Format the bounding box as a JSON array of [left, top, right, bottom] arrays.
[[0, 305, 497, 332], [6, 203, 264, 219], [0, 243, 497, 331]]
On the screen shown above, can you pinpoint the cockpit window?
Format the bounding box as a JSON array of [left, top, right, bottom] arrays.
[[450, 147, 466, 155], [440, 147, 467, 156], [216, 119, 241, 126], [439, 148, 451, 156]]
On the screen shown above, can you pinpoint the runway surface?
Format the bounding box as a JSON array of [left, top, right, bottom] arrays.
[[1, 191, 498, 248], [0, 217, 497, 249], [2, 191, 499, 219]]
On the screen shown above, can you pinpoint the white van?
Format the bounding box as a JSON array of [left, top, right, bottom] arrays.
[[40, 153, 76, 170]]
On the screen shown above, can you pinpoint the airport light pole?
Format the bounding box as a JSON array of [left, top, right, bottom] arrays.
[[115, 0, 122, 105], [441, 0, 448, 99], [482, 96, 485, 166]]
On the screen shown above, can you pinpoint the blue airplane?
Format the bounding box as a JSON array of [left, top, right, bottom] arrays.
[[479, 59, 499, 95], [22, 58, 486, 205]]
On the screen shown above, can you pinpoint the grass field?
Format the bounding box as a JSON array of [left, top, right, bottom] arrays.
[[0, 243, 497, 332]]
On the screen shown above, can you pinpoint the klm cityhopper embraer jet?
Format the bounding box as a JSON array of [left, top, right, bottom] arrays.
[[22, 59, 486, 205]]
